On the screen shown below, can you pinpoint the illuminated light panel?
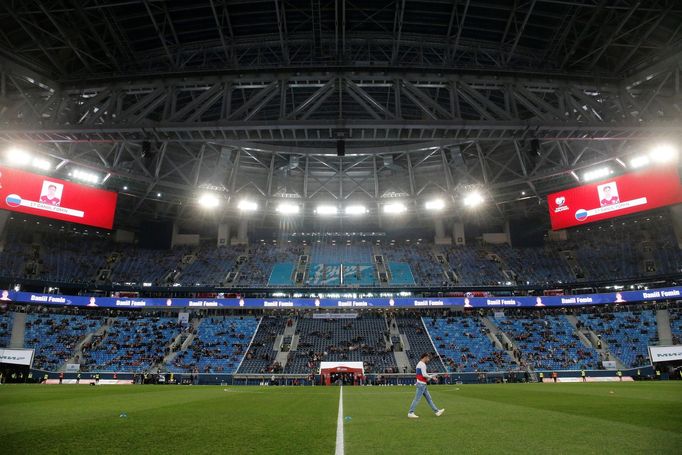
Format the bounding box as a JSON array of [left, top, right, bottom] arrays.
[[345, 205, 367, 215], [424, 199, 445, 210], [198, 193, 220, 208], [463, 191, 484, 207], [582, 167, 611, 182], [383, 202, 407, 214], [71, 168, 100, 184], [315, 205, 338, 215], [649, 143, 678, 164], [276, 202, 300, 214], [238, 200, 258, 211], [629, 155, 650, 169]]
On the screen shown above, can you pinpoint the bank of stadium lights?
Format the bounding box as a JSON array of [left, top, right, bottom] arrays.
[[649, 143, 678, 164], [383, 202, 407, 214], [70, 168, 100, 184], [276, 202, 300, 215], [629, 155, 650, 169], [5, 147, 52, 171], [198, 192, 220, 209], [238, 200, 258, 212], [424, 199, 445, 211], [345, 204, 367, 216], [463, 191, 484, 207], [582, 167, 612, 182], [630, 143, 678, 169], [315, 204, 338, 215]]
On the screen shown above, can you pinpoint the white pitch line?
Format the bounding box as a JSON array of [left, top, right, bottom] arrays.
[[335, 386, 344, 455]]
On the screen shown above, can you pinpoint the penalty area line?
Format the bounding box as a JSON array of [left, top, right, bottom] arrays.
[[335, 386, 344, 455]]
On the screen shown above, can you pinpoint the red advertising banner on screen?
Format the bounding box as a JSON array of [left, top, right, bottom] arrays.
[[0, 165, 117, 229], [548, 167, 682, 230]]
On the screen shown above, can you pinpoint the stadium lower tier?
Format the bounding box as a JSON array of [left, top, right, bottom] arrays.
[[0, 302, 674, 376]]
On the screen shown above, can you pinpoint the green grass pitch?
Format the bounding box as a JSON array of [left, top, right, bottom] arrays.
[[1, 382, 681, 454]]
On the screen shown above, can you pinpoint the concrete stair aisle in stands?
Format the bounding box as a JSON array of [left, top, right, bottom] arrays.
[[479, 245, 515, 283], [564, 315, 596, 348], [65, 318, 112, 369], [432, 247, 457, 284], [478, 316, 506, 351], [9, 312, 26, 348], [157, 317, 203, 371], [388, 316, 410, 351], [656, 309, 673, 346], [274, 318, 297, 368], [159, 318, 199, 367], [173, 251, 198, 285], [387, 316, 412, 373], [482, 315, 525, 368], [225, 252, 248, 286], [560, 249, 585, 281], [372, 244, 388, 287], [294, 246, 311, 287], [180, 317, 203, 351], [572, 317, 626, 369]]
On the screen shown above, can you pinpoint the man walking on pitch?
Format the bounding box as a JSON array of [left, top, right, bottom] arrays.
[[408, 353, 445, 418]]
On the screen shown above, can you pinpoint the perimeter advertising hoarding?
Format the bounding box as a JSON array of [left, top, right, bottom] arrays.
[[3, 286, 681, 309], [0, 348, 35, 367], [0, 165, 117, 229], [648, 345, 682, 363], [547, 167, 682, 230]]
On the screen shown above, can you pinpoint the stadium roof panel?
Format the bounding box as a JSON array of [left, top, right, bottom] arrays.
[[1, 1, 679, 80], [0, 1, 680, 226]]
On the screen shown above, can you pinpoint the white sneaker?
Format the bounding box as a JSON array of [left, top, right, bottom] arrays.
[[435, 409, 445, 417], [407, 412, 419, 419]]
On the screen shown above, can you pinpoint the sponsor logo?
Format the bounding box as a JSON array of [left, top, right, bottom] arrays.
[[553, 196, 568, 213]]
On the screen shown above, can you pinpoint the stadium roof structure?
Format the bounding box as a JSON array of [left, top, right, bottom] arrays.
[[0, 1, 681, 226]]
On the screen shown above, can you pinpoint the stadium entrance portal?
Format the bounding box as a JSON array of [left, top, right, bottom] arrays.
[[319, 361, 364, 386]]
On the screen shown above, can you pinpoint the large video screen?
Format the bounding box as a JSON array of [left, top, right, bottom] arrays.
[[0, 165, 117, 229], [548, 167, 682, 230]]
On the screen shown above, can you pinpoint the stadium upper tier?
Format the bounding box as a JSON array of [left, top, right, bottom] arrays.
[[1, 302, 675, 374], [1, 214, 681, 289]]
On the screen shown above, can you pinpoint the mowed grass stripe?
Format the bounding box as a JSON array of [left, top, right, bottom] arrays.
[[343, 383, 682, 455], [0, 386, 338, 455], [449, 382, 682, 433]]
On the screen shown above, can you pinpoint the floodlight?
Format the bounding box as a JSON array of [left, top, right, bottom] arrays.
[[198, 193, 220, 209], [582, 167, 611, 182], [31, 157, 51, 170], [72, 168, 100, 184], [315, 205, 338, 215], [463, 191, 484, 207], [238, 200, 258, 211], [345, 205, 367, 215], [629, 156, 650, 169], [425, 199, 445, 211], [6, 147, 31, 166], [276, 202, 300, 214], [649, 143, 677, 163], [383, 202, 407, 214]]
